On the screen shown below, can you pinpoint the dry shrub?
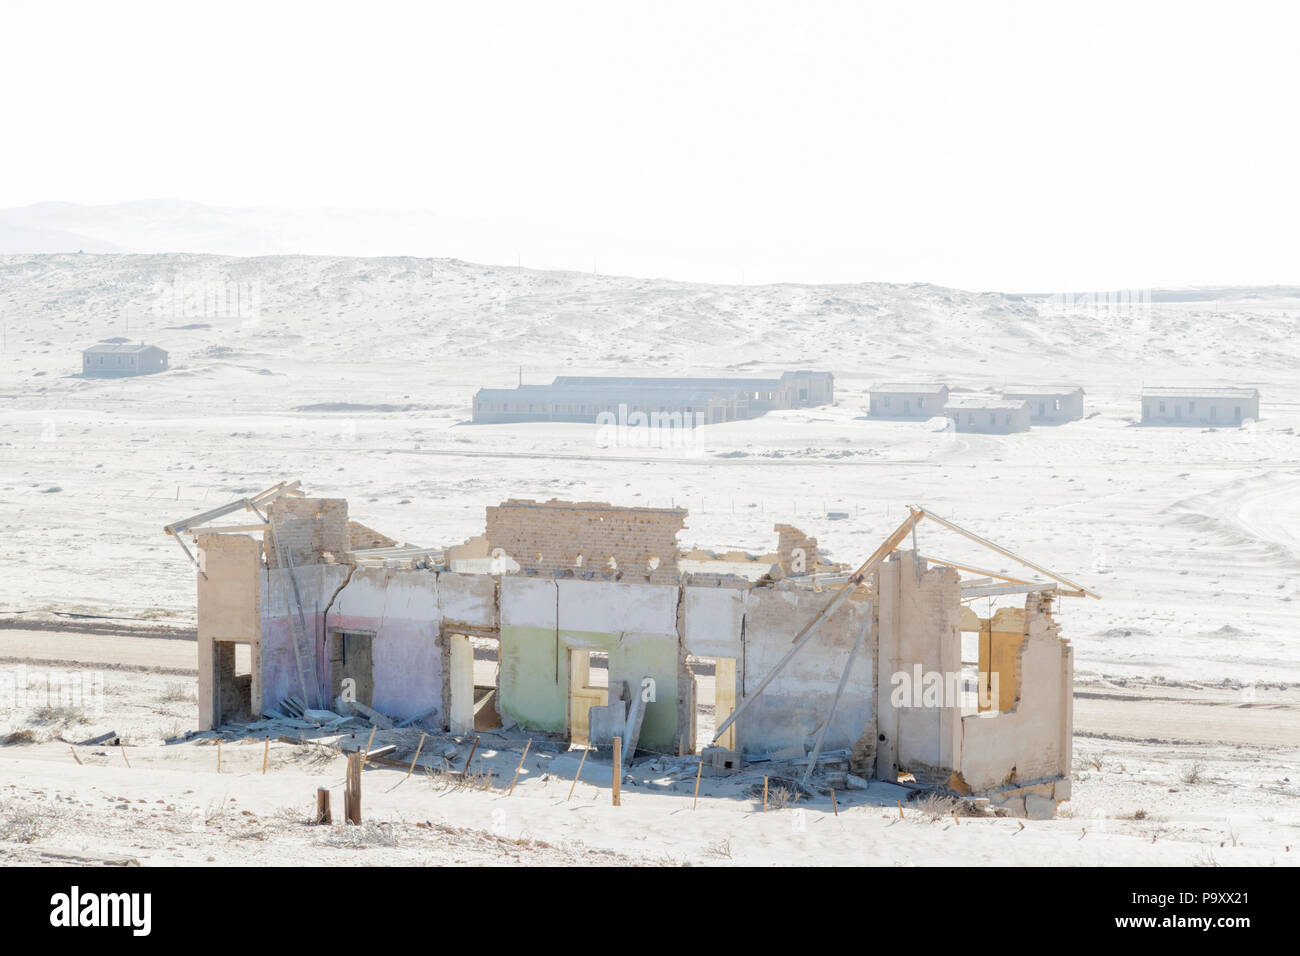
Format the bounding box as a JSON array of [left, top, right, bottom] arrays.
[[323, 821, 399, 848]]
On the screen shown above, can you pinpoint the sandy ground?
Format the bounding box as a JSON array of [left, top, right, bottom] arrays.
[[1, 254, 1298, 865], [0, 629, 1296, 866]]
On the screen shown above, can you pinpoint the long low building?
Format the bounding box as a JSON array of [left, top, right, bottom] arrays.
[[82, 342, 168, 376], [945, 396, 1032, 433], [868, 383, 949, 419], [1002, 385, 1085, 424], [1140, 387, 1259, 426], [472, 370, 834, 424]]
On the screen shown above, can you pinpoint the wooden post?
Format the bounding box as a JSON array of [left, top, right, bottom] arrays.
[[262, 737, 269, 774], [314, 788, 332, 825], [567, 747, 589, 801], [693, 757, 703, 810], [611, 737, 622, 806], [462, 735, 480, 772], [830, 789, 838, 816], [897, 800, 904, 820], [361, 726, 377, 764], [69, 747, 83, 766], [120, 743, 130, 769], [508, 739, 532, 796], [344, 751, 363, 824], [763, 776, 769, 812], [406, 732, 427, 780]]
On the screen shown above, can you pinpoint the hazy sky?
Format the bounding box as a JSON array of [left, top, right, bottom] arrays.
[[2, 1, 1296, 290]]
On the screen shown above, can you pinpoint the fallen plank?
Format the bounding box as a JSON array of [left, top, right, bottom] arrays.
[[75, 731, 119, 747], [395, 706, 439, 728], [351, 701, 394, 729], [344, 743, 397, 762]]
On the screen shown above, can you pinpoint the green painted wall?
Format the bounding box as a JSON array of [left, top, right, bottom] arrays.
[[499, 625, 678, 750]]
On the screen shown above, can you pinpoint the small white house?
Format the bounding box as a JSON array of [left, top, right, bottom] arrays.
[[1002, 385, 1084, 424], [945, 396, 1032, 433], [869, 383, 949, 419], [82, 342, 168, 376], [1141, 387, 1259, 426]]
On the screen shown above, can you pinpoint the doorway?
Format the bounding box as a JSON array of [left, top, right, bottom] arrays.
[[213, 640, 253, 725], [329, 630, 374, 708], [449, 633, 502, 733], [687, 655, 737, 752], [568, 649, 609, 745]]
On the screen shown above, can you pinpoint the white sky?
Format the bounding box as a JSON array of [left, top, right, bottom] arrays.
[[1, 0, 1297, 290]]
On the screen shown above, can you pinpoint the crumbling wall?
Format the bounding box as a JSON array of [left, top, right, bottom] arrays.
[[196, 533, 263, 730], [874, 551, 963, 783], [484, 499, 686, 585], [265, 497, 349, 568], [958, 594, 1073, 809], [774, 524, 819, 575], [496, 576, 680, 750], [327, 567, 442, 720], [347, 520, 398, 551], [259, 563, 343, 711], [739, 585, 873, 758]]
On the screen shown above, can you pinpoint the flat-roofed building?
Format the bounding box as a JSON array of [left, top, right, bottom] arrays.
[[1140, 387, 1259, 426], [868, 383, 949, 419], [1002, 385, 1085, 424], [945, 395, 1032, 433], [82, 342, 168, 376], [472, 370, 833, 424]]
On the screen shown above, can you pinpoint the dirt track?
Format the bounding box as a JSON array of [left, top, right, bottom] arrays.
[[3, 628, 1297, 751]]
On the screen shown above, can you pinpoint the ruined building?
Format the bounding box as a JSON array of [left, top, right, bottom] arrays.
[[169, 482, 1094, 818]]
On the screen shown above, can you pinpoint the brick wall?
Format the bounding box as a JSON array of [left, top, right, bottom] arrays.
[[265, 497, 349, 567], [774, 523, 819, 574], [484, 498, 687, 585], [348, 520, 398, 551]]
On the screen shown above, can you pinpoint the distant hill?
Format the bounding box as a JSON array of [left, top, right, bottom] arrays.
[[1, 252, 1297, 397]]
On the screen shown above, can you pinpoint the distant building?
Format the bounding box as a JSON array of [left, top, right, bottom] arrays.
[[868, 383, 949, 419], [1141, 387, 1259, 426], [472, 371, 833, 425], [82, 342, 168, 376], [1002, 385, 1085, 424], [945, 396, 1032, 433]]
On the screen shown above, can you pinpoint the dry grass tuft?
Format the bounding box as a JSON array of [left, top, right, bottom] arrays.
[[424, 764, 495, 792], [0, 798, 63, 843], [32, 704, 85, 729], [323, 821, 399, 848], [158, 682, 193, 703]]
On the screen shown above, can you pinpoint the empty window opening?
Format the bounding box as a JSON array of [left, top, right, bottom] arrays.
[[687, 655, 737, 753], [568, 649, 609, 746], [958, 610, 1019, 716], [329, 630, 374, 708], [213, 640, 253, 725]]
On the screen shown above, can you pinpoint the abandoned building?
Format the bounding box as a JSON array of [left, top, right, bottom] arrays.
[[168, 481, 1096, 818], [471, 371, 834, 425], [868, 383, 949, 419], [82, 341, 168, 376], [1001, 385, 1085, 424], [944, 396, 1032, 434], [1140, 386, 1260, 426]]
